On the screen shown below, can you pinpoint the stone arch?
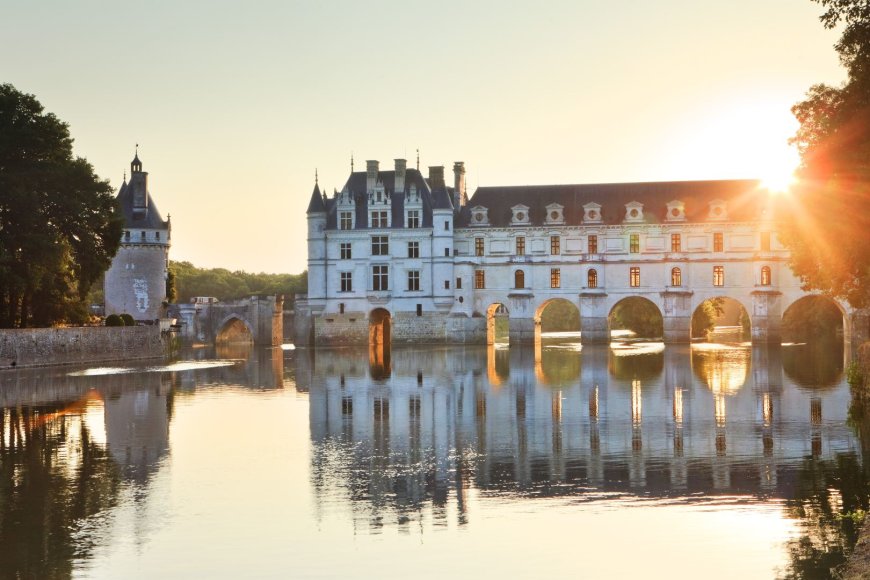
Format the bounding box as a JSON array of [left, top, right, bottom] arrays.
[[608, 296, 663, 341], [216, 315, 254, 344], [533, 298, 581, 344], [486, 303, 510, 346], [690, 296, 751, 342]]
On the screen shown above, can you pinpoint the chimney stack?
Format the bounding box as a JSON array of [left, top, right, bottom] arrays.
[[453, 161, 466, 207], [394, 159, 406, 194], [428, 165, 445, 189], [366, 160, 379, 192]]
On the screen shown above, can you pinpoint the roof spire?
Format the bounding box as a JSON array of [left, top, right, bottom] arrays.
[[351, 152, 354, 172], [315, 168, 319, 185], [416, 148, 420, 171]]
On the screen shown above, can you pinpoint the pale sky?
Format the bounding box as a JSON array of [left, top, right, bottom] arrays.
[[1, 0, 845, 274]]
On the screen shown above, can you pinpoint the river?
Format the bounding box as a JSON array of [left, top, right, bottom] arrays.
[[0, 337, 864, 579]]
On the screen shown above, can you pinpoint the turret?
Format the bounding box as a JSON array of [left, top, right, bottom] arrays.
[[306, 181, 327, 301]]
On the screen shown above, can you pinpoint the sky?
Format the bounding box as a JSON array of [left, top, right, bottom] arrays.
[[0, 0, 847, 274]]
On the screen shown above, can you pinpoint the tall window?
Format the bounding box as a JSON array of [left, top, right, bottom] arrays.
[[630, 267, 640, 288], [340, 211, 353, 230], [550, 268, 561, 289], [761, 266, 772, 286], [371, 210, 388, 228], [713, 232, 724, 252], [456, 277, 462, 289], [408, 241, 419, 258], [474, 270, 485, 289], [407, 210, 420, 229], [671, 267, 682, 287], [588, 269, 598, 289], [340, 242, 351, 260], [550, 236, 560, 255], [340, 272, 353, 292], [630, 233, 640, 253], [713, 265, 725, 287], [475, 238, 484, 256], [761, 231, 771, 252], [407, 270, 420, 291], [371, 236, 389, 256], [516, 236, 525, 256], [514, 270, 525, 289], [124, 230, 130, 241], [372, 265, 389, 291], [141, 231, 146, 241], [671, 233, 681, 252], [588, 235, 598, 254]]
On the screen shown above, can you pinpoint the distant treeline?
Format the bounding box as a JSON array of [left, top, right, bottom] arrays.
[[171, 261, 307, 305]]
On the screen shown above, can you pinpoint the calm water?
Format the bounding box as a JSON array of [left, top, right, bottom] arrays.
[[0, 337, 866, 579]]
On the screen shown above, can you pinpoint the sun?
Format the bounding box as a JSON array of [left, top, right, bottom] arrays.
[[760, 168, 797, 195]]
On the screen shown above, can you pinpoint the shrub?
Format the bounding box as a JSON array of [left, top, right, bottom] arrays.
[[120, 313, 135, 326], [105, 314, 124, 327]]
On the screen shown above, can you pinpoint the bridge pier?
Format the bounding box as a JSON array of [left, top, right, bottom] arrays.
[[751, 290, 783, 344], [662, 290, 692, 343], [580, 291, 609, 344], [508, 317, 536, 345]]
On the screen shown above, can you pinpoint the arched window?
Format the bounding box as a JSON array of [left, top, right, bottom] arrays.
[[587, 269, 598, 289], [761, 266, 771, 286], [671, 267, 682, 287], [514, 270, 525, 289]]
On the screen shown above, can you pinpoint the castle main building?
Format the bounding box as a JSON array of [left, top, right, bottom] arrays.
[[297, 157, 857, 347]]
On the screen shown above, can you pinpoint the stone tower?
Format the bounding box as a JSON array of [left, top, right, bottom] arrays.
[[104, 152, 171, 321]]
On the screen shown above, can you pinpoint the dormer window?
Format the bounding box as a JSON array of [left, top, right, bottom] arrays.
[[470, 205, 489, 226], [407, 210, 420, 229], [583, 202, 602, 223], [624, 201, 644, 223], [511, 204, 530, 225], [124, 230, 130, 242], [371, 210, 388, 228], [708, 199, 728, 220], [545, 203, 564, 225], [666, 200, 686, 221]]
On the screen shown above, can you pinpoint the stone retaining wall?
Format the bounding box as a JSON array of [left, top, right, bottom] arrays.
[[0, 326, 167, 369]]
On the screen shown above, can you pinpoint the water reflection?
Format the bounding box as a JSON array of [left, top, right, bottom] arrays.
[[0, 347, 286, 575], [302, 343, 858, 526]]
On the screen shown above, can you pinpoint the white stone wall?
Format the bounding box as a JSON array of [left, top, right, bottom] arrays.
[[105, 242, 169, 320]]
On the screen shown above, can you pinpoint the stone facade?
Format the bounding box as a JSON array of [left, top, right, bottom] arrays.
[[104, 153, 171, 321], [297, 158, 863, 348]]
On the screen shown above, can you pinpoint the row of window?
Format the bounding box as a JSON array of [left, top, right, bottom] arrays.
[[124, 230, 162, 242], [339, 264, 774, 293], [338, 210, 436, 230], [473, 232, 772, 256], [341, 239, 452, 259], [472, 265, 773, 290]]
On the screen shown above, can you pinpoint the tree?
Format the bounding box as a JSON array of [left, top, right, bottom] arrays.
[[169, 260, 307, 305], [781, 1, 870, 307], [692, 297, 726, 339], [0, 84, 123, 327], [610, 298, 663, 339]]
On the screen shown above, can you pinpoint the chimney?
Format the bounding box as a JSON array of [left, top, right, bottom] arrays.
[[428, 165, 445, 189], [366, 160, 379, 192], [394, 159, 406, 194], [453, 161, 466, 207]]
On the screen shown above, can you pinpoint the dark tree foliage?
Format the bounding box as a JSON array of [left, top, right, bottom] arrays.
[[610, 297, 663, 339], [539, 300, 580, 333], [0, 84, 123, 327], [781, 1, 870, 307], [170, 261, 307, 305]]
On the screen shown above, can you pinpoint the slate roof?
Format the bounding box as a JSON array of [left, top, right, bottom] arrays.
[[459, 179, 764, 227], [307, 183, 325, 213], [116, 179, 168, 229], [322, 169, 456, 230]]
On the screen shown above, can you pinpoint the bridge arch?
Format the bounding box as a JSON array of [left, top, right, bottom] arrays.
[[486, 303, 510, 345], [216, 315, 254, 344], [690, 296, 751, 342], [533, 298, 581, 344], [369, 308, 392, 348], [608, 296, 663, 341], [781, 295, 848, 344]]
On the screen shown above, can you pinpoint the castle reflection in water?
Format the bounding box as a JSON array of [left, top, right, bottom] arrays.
[[298, 339, 855, 527]]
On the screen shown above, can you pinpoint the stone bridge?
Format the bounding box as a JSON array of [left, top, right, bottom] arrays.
[[173, 295, 283, 346]]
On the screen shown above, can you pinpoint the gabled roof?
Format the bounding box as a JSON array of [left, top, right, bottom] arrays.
[[458, 179, 762, 227]]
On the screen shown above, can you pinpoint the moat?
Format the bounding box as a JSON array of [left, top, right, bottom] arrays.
[[0, 337, 865, 579]]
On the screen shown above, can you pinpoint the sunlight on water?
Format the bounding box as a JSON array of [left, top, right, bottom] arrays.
[[67, 360, 237, 376], [610, 341, 665, 355]]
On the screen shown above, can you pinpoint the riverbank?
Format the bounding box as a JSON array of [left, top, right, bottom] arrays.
[[0, 326, 170, 369], [843, 343, 870, 579]]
